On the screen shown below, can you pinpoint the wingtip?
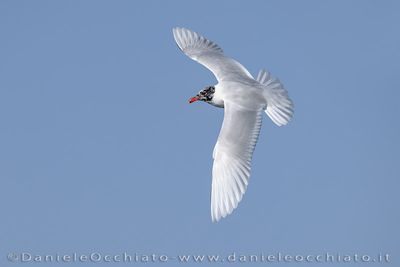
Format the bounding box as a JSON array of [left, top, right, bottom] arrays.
[[211, 209, 221, 223], [172, 26, 186, 35], [211, 215, 219, 223], [172, 27, 178, 37]]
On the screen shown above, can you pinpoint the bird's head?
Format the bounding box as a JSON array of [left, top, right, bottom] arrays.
[[188, 86, 215, 104]]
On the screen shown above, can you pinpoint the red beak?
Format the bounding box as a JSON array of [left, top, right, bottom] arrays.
[[188, 96, 200, 104]]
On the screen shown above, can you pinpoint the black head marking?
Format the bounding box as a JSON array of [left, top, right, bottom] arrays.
[[198, 86, 215, 102]]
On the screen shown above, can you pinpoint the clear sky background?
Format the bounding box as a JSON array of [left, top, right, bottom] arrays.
[[1, 1, 399, 266]]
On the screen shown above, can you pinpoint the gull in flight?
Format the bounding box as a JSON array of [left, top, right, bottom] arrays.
[[173, 27, 294, 222]]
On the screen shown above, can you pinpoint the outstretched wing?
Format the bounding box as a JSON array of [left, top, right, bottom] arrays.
[[173, 27, 253, 82], [211, 101, 263, 222]]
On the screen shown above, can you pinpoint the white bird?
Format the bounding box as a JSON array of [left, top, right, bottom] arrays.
[[173, 27, 293, 222]]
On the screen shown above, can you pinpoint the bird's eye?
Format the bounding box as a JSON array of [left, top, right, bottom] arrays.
[[200, 91, 206, 95]]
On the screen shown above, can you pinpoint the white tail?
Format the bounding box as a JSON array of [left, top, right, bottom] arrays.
[[257, 69, 294, 126]]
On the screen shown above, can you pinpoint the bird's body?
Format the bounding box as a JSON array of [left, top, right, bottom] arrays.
[[173, 27, 293, 222], [214, 80, 267, 108]]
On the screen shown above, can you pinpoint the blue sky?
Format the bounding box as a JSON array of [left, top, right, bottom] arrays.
[[1, 1, 399, 266]]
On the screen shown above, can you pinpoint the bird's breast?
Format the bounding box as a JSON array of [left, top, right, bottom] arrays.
[[209, 93, 224, 108]]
